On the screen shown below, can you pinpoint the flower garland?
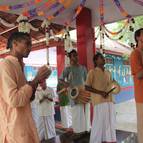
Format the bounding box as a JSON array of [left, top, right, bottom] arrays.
[[103, 19, 129, 36], [113, 0, 131, 18], [68, 0, 87, 24], [134, 0, 143, 6], [104, 24, 129, 41], [16, 14, 39, 33], [0, 18, 15, 27], [99, 0, 105, 53], [41, 19, 58, 45], [58, 0, 86, 34], [99, 0, 104, 25]]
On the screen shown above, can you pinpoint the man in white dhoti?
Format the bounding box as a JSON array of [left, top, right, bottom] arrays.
[[60, 49, 91, 137], [35, 80, 56, 141], [85, 53, 117, 143]]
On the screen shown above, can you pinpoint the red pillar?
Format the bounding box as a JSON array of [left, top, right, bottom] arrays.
[[56, 45, 65, 77], [76, 7, 95, 124], [76, 7, 95, 70]]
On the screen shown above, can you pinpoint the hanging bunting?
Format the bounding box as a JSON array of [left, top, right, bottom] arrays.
[[113, 0, 132, 18]]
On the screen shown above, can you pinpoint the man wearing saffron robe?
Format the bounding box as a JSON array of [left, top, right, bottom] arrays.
[[130, 28, 143, 143], [0, 32, 50, 143]]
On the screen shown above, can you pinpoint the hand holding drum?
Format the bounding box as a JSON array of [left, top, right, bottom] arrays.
[[69, 87, 91, 104]]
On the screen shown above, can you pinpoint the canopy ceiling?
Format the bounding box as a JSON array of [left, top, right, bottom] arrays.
[[0, 0, 142, 27], [0, 0, 142, 52]]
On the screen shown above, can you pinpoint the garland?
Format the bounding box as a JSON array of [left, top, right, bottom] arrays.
[[104, 24, 129, 41], [0, 18, 15, 27], [99, 0, 104, 25], [69, 0, 86, 24], [57, 0, 87, 34], [134, 0, 143, 6], [103, 20, 129, 35], [113, 0, 131, 18]]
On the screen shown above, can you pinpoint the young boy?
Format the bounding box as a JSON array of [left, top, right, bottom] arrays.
[[85, 53, 117, 143]]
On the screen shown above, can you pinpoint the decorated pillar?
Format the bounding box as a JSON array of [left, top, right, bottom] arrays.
[[76, 7, 95, 70], [56, 45, 65, 77]]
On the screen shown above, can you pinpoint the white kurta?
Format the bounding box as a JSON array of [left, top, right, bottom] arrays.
[[35, 87, 56, 140], [86, 67, 116, 143]]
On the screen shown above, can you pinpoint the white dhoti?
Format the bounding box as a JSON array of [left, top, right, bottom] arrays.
[[90, 102, 116, 143], [71, 103, 91, 133], [60, 105, 72, 128], [36, 115, 56, 141], [31, 102, 40, 127]]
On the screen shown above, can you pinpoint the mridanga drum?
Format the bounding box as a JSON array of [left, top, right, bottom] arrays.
[[69, 86, 91, 104]]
